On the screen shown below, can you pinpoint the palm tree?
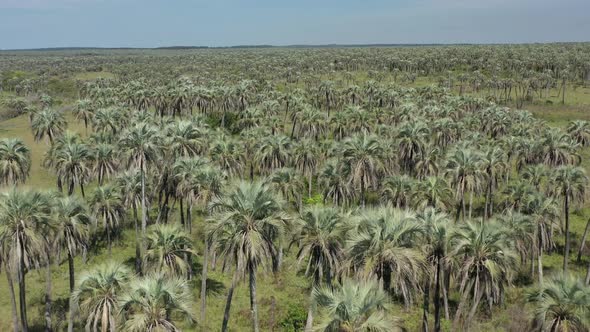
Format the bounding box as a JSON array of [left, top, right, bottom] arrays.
[[293, 139, 321, 197], [143, 224, 196, 278], [119, 121, 161, 251], [0, 190, 53, 332], [480, 145, 506, 219], [340, 133, 384, 207], [53, 195, 92, 332], [119, 274, 196, 331], [292, 206, 345, 331], [313, 278, 400, 332], [268, 167, 305, 212], [116, 170, 144, 273], [72, 262, 130, 332], [31, 108, 66, 144], [567, 120, 590, 147], [0, 138, 31, 186], [346, 207, 425, 308], [93, 143, 118, 185], [208, 180, 289, 332], [451, 221, 517, 325], [254, 135, 292, 175], [172, 156, 209, 233], [318, 160, 353, 207], [444, 148, 483, 222], [417, 208, 452, 332], [414, 176, 452, 210], [381, 175, 415, 209], [527, 275, 590, 331], [89, 185, 124, 256], [73, 99, 95, 133], [49, 141, 92, 197], [549, 165, 588, 272]]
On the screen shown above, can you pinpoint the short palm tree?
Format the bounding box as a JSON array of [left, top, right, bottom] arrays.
[[208, 180, 289, 332], [119, 274, 195, 332], [0, 138, 31, 186], [72, 262, 130, 332], [143, 224, 196, 278], [527, 275, 590, 331], [313, 278, 400, 332]]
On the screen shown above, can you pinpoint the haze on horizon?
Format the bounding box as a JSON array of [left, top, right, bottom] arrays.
[[0, 0, 588, 50]]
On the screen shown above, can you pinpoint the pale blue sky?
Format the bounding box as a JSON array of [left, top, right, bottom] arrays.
[[0, 0, 588, 49]]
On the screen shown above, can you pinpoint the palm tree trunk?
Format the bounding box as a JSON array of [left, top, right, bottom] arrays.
[[422, 277, 430, 332], [305, 286, 315, 332], [5, 267, 20, 332], [576, 218, 590, 263], [179, 198, 185, 227], [141, 160, 147, 255], [133, 205, 142, 274], [563, 195, 570, 273], [67, 252, 76, 332], [44, 261, 52, 332], [538, 244, 544, 284], [79, 183, 85, 198], [249, 267, 260, 332], [221, 271, 239, 332], [200, 239, 209, 331], [433, 257, 442, 332], [19, 251, 28, 332], [586, 260, 590, 285]]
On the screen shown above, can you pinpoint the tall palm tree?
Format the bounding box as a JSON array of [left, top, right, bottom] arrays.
[[340, 133, 384, 207], [444, 148, 483, 222], [313, 278, 400, 332], [116, 170, 144, 273], [318, 160, 353, 207], [0, 138, 31, 186], [254, 135, 292, 175], [208, 181, 289, 332], [293, 139, 321, 197], [31, 108, 66, 144], [527, 275, 590, 331], [414, 176, 452, 210], [89, 185, 124, 256], [381, 175, 415, 209], [0, 190, 53, 332], [53, 195, 92, 332], [119, 274, 196, 332], [292, 206, 345, 331], [49, 141, 92, 197], [73, 99, 95, 134], [480, 145, 506, 219], [119, 121, 161, 252], [72, 262, 130, 332], [346, 207, 425, 308], [549, 165, 588, 272], [417, 208, 452, 332], [143, 224, 196, 278]]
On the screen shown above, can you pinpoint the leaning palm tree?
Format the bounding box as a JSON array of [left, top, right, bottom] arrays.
[[549, 165, 588, 273], [313, 278, 400, 332], [143, 224, 196, 278], [71, 262, 130, 332], [346, 207, 425, 308], [292, 206, 345, 331], [0, 138, 31, 186], [0, 190, 53, 332], [527, 275, 590, 332], [119, 273, 196, 332], [89, 185, 124, 256], [207, 180, 289, 332], [53, 195, 92, 332]]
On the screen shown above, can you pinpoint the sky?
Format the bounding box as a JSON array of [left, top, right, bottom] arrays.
[[0, 0, 589, 49]]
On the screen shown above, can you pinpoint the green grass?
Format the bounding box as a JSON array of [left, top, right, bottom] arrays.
[[72, 71, 115, 81]]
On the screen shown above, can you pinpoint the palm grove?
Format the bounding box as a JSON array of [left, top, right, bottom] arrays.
[[1, 45, 590, 332]]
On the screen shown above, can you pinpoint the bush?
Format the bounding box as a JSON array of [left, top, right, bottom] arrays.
[[279, 303, 307, 332]]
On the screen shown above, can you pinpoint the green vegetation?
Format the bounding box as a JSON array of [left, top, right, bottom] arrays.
[[0, 44, 589, 332]]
